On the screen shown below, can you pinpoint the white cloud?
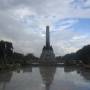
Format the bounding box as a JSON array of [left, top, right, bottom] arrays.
[[72, 35, 88, 40]]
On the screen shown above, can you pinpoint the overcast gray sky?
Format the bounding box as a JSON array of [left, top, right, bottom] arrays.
[[0, 0, 90, 57]]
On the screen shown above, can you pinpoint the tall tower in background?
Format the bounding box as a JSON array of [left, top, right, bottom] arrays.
[[40, 26, 55, 64], [46, 26, 50, 48]]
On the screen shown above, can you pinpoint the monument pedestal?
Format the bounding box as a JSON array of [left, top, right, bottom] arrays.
[[40, 46, 55, 64]]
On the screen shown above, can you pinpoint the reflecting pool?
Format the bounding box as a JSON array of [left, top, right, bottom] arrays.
[[0, 66, 90, 90]]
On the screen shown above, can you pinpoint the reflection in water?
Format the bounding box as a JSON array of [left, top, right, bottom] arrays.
[[39, 66, 56, 90], [78, 68, 90, 81], [22, 66, 32, 73], [64, 66, 90, 81], [15, 66, 32, 73], [64, 66, 76, 73], [0, 66, 90, 90], [0, 72, 13, 90]]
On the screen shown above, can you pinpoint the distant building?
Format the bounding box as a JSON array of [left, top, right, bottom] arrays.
[[40, 26, 55, 63]]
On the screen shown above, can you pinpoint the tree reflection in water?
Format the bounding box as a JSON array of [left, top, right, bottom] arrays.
[[64, 66, 90, 81], [78, 68, 90, 81], [39, 66, 56, 90], [0, 72, 13, 90]]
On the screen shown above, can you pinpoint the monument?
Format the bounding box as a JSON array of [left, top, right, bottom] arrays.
[[46, 26, 50, 48], [40, 26, 55, 64]]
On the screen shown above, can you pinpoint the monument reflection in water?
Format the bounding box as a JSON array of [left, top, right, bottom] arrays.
[[0, 67, 90, 90], [39, 67, 56, 90]]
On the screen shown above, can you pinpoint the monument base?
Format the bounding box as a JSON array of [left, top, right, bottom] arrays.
[[40, 46, 56, 64]]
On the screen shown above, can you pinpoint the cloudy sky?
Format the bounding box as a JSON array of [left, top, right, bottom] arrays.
[[0, 0, 90, 57]]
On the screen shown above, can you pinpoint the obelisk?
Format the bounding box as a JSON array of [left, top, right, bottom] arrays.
[[40, 26, 55, 63], [46, 26, 50, 48]]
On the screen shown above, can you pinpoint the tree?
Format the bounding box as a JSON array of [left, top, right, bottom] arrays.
[[76, 45, 90, 64], [5, 42, 13, 58], [0, 40, 13, 64], [13, 52, 24, 64], [0, 40, 6, 64], [62, 53, 78, 65]]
